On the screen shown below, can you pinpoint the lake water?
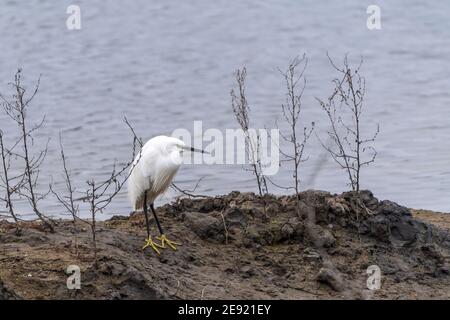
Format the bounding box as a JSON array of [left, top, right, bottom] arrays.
[[0, 0, 449, 219]]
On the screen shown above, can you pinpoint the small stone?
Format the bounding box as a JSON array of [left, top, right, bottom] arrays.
[[436, 263, 450, 276], [303, 247, 322, 262], [281, 224, 294, 240], [316, 267, 344, 292], [240, 266, 255, 278], [305, 223, 336, 248]]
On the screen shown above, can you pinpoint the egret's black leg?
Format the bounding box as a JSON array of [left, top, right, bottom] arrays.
[[143, 191, 151, 238], [151, 203, 181, 251], [142, 191, 163, 254], [150, 203, 164, 235]]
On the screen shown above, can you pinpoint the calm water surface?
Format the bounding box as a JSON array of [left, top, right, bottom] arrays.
[[0, 0, 449, 218]]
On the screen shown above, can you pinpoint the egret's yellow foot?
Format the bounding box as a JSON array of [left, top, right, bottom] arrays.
[[142, 237, 164, 254], [156, 234, 181, 251]]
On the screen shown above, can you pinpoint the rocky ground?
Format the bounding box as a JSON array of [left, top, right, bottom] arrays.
[[0, 190, 449, 300]]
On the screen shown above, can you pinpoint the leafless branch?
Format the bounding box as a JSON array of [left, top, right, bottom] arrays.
[[50, 133, 81, 223], [80, 117, 145, 264], [0, 69, 54, 230], [171, 177, 209, 199], [317, 54, 379, 192], [231, 67, 268, 196], [276, 55, 315, 198], [0, 130, 22, 222]]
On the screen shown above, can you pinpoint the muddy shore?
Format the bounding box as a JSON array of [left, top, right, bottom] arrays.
[[0, 190, 449, 300]]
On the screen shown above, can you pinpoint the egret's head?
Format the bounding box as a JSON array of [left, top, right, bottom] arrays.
[[163, 137, 207, 165]]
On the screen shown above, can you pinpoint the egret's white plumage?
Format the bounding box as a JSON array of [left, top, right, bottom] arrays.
[[128, 136, 185, 211], [128, 135, 205, 253]]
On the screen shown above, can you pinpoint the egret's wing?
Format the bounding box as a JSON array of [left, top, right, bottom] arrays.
[[138, 143, 160, 179]]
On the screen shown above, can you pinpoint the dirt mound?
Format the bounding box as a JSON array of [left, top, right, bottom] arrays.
[[0, 190, 449, 299]]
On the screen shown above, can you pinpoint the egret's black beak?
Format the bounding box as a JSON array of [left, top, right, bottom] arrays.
[[182, 146, 209, 154]]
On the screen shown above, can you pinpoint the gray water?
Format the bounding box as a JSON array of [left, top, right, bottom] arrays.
[[0, 0, 449, 219]]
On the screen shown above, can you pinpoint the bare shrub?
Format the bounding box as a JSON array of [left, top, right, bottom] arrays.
[[276, 55, 314, 197], [0, 130, 24, 222], [50, 134, 79, 222], [0, 69, 53, 230], [231, 68, 268, 196], [84, 124, 142, 263], [49, 133, 83, 255], [50, 118, 143, 263], [316, 54, 379, 193]]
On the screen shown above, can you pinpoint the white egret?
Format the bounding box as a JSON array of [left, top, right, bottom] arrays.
[[128, 135, 206, 254]]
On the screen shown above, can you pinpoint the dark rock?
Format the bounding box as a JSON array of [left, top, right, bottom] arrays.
[[366, 200, 427, 246], [0, 278, 19, 300], [183, 212, 223, 242], [303, 247, 322, 263], [224, 207, 248, 227], [376, 200, 411, 217], [316, 267, 344, 292], [390, 220, 417, 243], [421, 243, 445, 263], [358, 190, 379, 210], [367, 215, 390, 242], [341, 190, 379, 211], [305, 223, 336, 248]]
